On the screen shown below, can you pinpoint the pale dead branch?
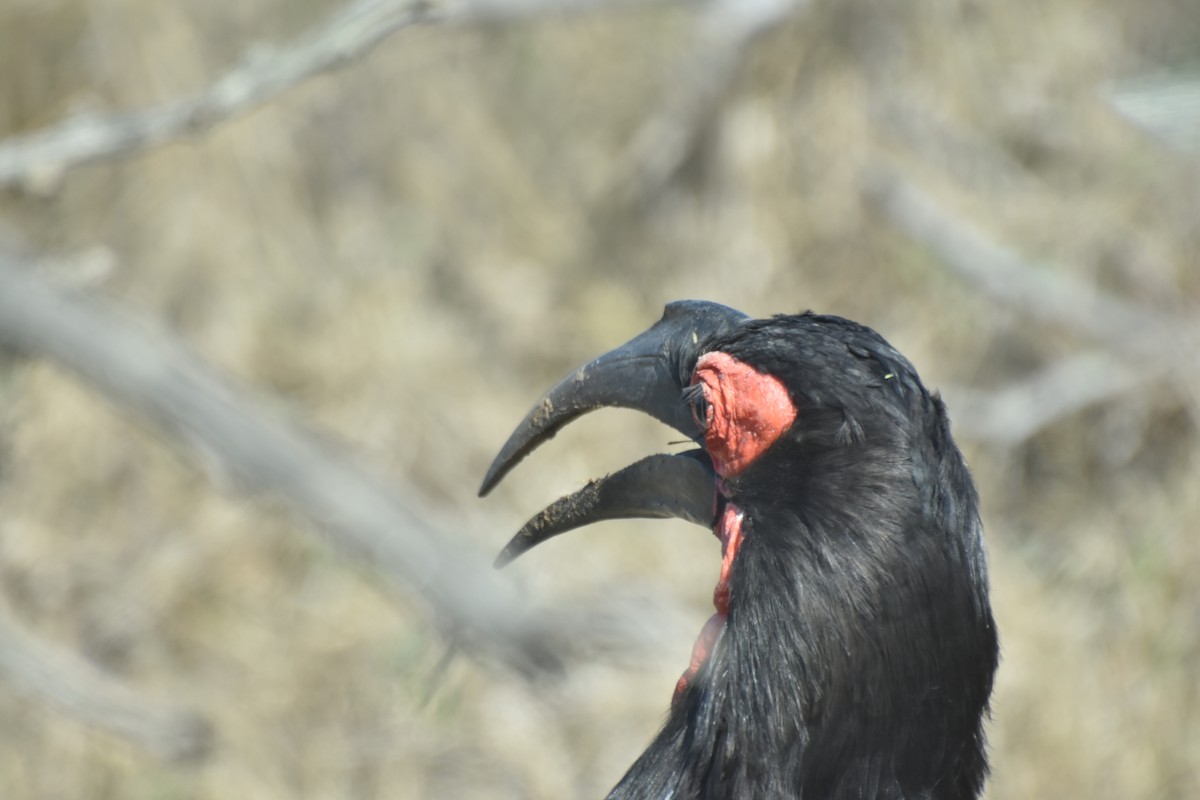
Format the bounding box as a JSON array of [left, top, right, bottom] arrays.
[[862, 168, 1186, 357], [0, 245, 656, 676], [1105, 72, 1200, 157], [0, 0, 436, 192], [0, 0, 671, 193], [615, 0, 809, 203], [863, 166, 1200, 442], [870, 91, 1039, 195], [0, 597, 211, 761], [941, 351, 1150, 446]]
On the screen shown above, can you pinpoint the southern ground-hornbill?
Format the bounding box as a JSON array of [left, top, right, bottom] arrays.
[[479, 301, 998, 799]]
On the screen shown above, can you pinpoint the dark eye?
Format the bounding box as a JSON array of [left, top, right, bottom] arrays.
[[683, 383, 711, 432]]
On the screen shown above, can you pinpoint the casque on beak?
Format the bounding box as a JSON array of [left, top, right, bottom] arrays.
[[479, 300, 748, 566]]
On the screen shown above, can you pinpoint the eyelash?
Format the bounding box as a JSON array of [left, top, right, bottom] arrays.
[[683, 383, 710, 431]]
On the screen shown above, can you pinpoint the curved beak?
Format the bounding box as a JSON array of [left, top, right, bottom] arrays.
[[479, 300, 746, 497], [481, 300, 747, 565], [495, 450, 717, 567]]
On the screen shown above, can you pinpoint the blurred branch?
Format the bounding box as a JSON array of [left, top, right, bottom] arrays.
[[0, 0, 672, 192], [862, 168, 1188, 358], [0, 598, 211, 761], [0, 245, 647, 675], [450, 0, 673, 17], [863, 167, 1200, 439], [941, 352, 1149, 446], [870, 91, 1039, 195], [614, 0, 809, 203], [1104, 72, 1200, 158], [0, 0, 435, 192]]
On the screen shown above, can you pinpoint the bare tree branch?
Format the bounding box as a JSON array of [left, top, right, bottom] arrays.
[[0, 0, 436, 191], [1105, 71, 1200, 157], [0, 0, 671, 192], [0, 598, 211, 761], [450, 0, 672, 18], [0, 245, 650, 675], [941, 351, 1151, 446], [870, 90, 1040, 195], [861, 167, 1191, 359], [863, 166, 1200, 437], [614, 0, 809, 203]]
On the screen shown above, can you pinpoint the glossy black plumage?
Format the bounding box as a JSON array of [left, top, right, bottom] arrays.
[[486, 306, 998, 800], [610, 314, 997, 799]]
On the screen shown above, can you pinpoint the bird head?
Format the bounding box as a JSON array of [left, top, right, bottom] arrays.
[[480, 301, 997, 799]]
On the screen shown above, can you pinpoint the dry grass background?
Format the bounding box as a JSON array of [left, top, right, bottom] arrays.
[[0, 0, 1198, 797]]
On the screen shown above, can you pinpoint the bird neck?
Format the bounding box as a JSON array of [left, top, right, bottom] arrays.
[[610, 419, 997, 800]]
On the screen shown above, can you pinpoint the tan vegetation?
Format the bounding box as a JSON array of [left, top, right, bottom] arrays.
[[0, 0, 1197, 797]]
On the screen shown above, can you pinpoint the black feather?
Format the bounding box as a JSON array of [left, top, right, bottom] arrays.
[[609, 313, 998, 800]]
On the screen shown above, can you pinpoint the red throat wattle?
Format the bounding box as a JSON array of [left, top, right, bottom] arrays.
[[674, 352, 797, 704], [674, 499, 744, 702]]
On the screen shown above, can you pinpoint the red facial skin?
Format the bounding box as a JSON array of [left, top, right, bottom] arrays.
[[690, 352, 797, 478], [673, 352, 797, 704]]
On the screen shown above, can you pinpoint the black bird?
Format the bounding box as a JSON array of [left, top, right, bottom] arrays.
[[480, 301, 998, 800]]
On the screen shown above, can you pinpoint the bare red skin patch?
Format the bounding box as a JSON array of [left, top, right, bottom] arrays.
[[712, 501, 743, 615], [674, 612, 725, 701], [691, 352, 797, 478], [673, 353, 788, 705], [674, 502, 744, 704]]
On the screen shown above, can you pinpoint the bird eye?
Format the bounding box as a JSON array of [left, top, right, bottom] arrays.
[[683, 383, 711, 432]]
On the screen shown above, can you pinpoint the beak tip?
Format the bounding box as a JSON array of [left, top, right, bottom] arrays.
[[478, 457, 510, 498], [494, 536, 527, 569]]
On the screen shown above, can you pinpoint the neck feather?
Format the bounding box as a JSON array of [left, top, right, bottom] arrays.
[[610, 408, 997, 800]]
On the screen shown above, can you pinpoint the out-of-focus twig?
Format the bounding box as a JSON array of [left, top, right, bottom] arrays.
[[870, 91, 1039, 195], [613, 0, 809, 204], [0, 0, 671, 192], [862, 167, 1191, 358], [0, 598, 211, 761], [0, 245, 652, 675], [0, 0, 435, 192], [1105, 72, 1200, 157], [863, 167, 1200, 441], [941, 352, 1150, 446]]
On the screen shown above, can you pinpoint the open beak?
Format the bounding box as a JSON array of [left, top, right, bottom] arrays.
[[480, 300, 748, 566]]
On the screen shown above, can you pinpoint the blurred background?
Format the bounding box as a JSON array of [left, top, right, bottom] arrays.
[[0, 0, 1198, 797]]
